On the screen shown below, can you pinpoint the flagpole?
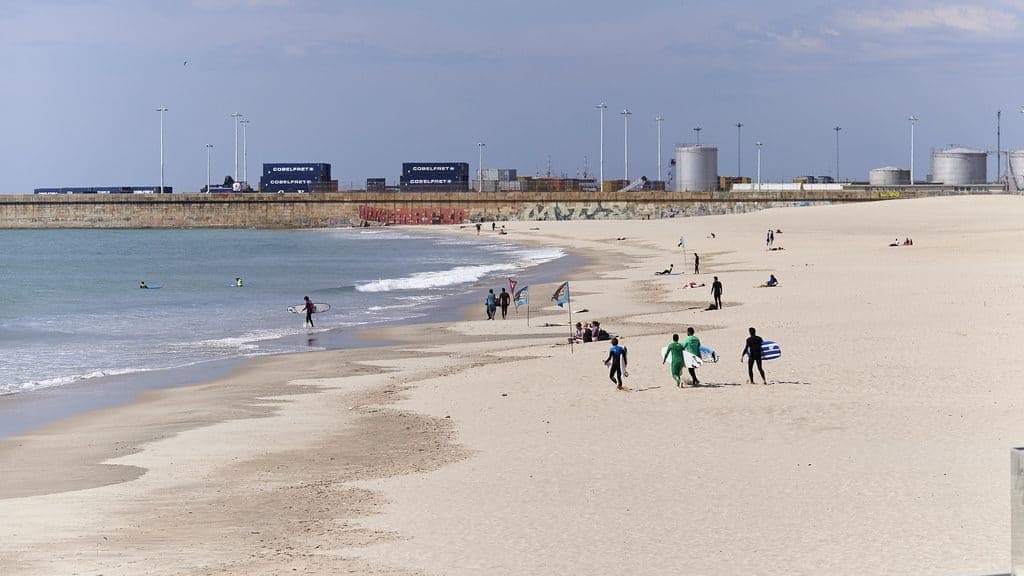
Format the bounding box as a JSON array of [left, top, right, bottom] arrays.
[[567, 284, 573, 354]]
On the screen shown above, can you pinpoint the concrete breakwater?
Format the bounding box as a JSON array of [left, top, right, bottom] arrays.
[[0, 187, 1007, 228]]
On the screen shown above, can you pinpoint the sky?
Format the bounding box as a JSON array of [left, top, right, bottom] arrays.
[[1, 0, 1022, 192]]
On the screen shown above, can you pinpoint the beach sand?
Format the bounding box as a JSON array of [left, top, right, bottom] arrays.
[[2, 195, 1023, 575]]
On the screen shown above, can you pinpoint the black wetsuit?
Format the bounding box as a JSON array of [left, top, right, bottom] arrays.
[[499, 291, 511, 319], [744, 335, 765, 383], [605, 345, 627, 388], [694, 254, 700, 274], [304, 301, 315, 327], [711, 280, 723, 309]]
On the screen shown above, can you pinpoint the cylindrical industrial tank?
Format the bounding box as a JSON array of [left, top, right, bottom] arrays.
[[675, 145, 718, 192], [930, 147, 987, 185], [1008, 151, 1024, 190], [869, 167, 911, 186]]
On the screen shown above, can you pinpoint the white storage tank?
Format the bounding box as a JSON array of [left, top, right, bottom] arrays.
[[930, 147, 987, 185], [869, 167, 911, 186], [675, 145, 718, 192], [1008, 150, 1024, 190]]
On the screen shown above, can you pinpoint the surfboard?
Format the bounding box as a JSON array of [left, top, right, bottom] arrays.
[[141, 285, 161, 289], [660, 345, 717, 362], [288, 303, 331, 314], [761, 340, 781, 360]]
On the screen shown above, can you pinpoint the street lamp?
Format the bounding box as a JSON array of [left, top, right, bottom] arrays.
[[240, 118, 250, 186], [693, 126, 702, 146], [655, 114, 664, 183], [833, 126, 842, 182], [230, 112, 243, 182], [477, 142, 486, 192], [205, 144, 214, 194], [157, 106, 168, 194], [756, 141, 763, 192], [621, 108, 632, 181], [908, 116, 918, 185], [596, 103, 607, 192], [735, 122, 743, 177]]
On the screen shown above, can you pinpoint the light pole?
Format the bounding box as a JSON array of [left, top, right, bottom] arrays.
[[998, 110, 1002, 184], [240, 118, 250, 186], [477, 142, 486, 192], [833, 126, 842, 182], [693, 127, 702, 146], [596, 103, 607, 192], [230, 112, 243, 182], [205, 144, 214, 194], [621, 108, 632, 181], [157, 106, 168, 194], [756, 141, 763, 191], [908, 116, 918, 185], [735, 122, 743, 177], [655, 114, 664, 183]]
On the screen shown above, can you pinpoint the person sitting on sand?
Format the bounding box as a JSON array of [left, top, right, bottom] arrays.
[[592, 321, 611, 341], [760, 274, 778, 288], [903, 237, 913, 246], [582, 322, 593, 343], [573, 322, 584, 342], [655, 264, 674, 275]]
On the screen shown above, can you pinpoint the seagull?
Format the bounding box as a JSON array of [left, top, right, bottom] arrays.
[[183, 59, 188, 66]]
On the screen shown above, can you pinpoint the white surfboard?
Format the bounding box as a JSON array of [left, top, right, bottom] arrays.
[[288, 303, 331, 314]]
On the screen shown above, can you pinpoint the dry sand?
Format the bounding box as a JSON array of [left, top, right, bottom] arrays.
[[2, 195, 1023, 575]]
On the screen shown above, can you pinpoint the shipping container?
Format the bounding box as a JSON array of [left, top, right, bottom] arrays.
[[34, 186, 171, 194], [400, 162, 470, 188], [262, 163, 332, 182], [366, 178, 387, 191]]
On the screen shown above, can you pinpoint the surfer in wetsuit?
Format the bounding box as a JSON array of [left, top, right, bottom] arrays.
[[140, 281, 148, 289], [235, 277, 244, 287], [663, 333, 685, 387], [683, 326, 701, 386], [486, 289, 497, 320], [303, 296, 315, 328], [604, 337, 628, 390], [498, 288, 511, 319], [711, 276, 723, 309], [742, 326, 767, 385]]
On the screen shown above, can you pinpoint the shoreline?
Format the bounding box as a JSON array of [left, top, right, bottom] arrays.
[[3, 197, 1021, 575], [0, 228, 581, 440]]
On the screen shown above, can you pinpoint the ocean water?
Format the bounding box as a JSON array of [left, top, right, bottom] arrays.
[[0, 228, 564, 395]]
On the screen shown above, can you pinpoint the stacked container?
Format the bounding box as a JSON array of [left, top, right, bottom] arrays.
[[259, 163, 333, 193]]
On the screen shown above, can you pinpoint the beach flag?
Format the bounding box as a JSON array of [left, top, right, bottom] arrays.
[[550, 281, 570, 308], [514, 285, 529, 308]]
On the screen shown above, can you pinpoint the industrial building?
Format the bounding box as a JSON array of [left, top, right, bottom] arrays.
[[869, 167, 911, 186], [930, 147, 987, 185], [674, 145, 719, 192]]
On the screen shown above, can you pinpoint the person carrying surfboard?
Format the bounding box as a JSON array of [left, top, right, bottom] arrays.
[[742, 327, 767, 385], [604, 338, 628, 390], [303, 296, 315, 328], [682, 327, 702, 386], [662, 334, 686, 387]]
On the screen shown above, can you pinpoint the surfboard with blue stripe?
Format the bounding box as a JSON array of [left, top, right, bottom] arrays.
[[761, 340, 781, 360]]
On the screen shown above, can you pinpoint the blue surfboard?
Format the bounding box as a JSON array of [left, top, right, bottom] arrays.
[[761, 340, 781, 360]]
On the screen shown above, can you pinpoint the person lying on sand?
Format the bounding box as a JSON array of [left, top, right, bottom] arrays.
[[889, 238, 900, 247], [769, 246, 785, 251], [655, 264, 674, 275], [681, 281, 706, 289]]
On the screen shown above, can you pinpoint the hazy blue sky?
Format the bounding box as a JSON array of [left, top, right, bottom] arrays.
[[1, 0, 1021, 192]]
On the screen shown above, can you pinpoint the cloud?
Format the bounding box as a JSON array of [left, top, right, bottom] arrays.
[[844, 3, 1018, 37], [766, 29, 827, 52]]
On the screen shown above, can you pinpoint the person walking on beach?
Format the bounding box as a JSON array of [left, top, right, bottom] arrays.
[[742, 327, 767, 385], [604, 337, 628, 390], [498, 287, 511, 319], [663, 333, 685, 387], [476, 222, 481, 235], [711, 276, 723, 310], [693, 253, 700, 275], [486, 289, 497, 320], [303, 296, 315, 328], [682, 327, 702, 386]]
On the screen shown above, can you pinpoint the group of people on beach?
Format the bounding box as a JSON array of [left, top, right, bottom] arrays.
[[650, 326, 768, 389], [574, 321, 611, 343]]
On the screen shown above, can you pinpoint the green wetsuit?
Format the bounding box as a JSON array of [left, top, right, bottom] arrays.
[[683, 335, 701, 359], [664, 341, 685, 380]]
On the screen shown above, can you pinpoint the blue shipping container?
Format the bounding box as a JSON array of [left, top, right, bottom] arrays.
[[34, 186, 172, 194], [262, 163, 331, 182]]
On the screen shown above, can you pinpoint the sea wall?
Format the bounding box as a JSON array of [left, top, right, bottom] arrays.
[[0, 187, 1009, 229]]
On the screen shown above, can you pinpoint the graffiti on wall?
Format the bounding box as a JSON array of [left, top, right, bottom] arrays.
[[359, 205, 468, 225]]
